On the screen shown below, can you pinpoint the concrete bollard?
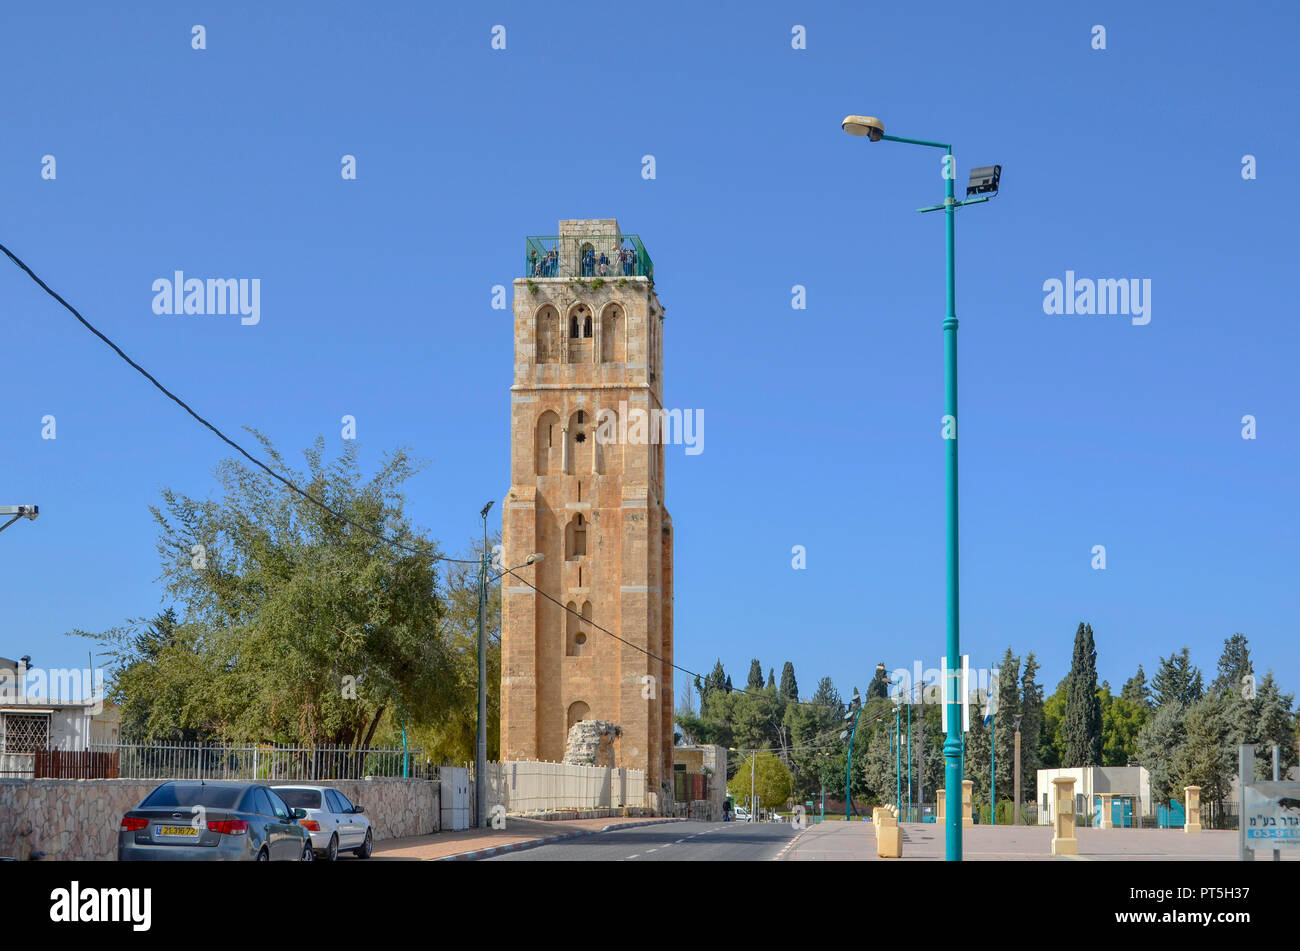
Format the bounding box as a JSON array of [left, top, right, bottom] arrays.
[[937, 788, 945, 822], [877, 808, 902, 857], [1184, 786, 1202, 834], [1051, 776, 1078, 856], [1099, 792, 1114, 829], [961, 780, 974, 828]]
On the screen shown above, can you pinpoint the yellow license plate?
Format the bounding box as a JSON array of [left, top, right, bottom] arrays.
[[157, 825, 199, 837]]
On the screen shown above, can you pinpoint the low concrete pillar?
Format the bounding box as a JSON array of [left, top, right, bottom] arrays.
[[1184, 786, 1202, 834], [877, 808, 902, 857], [877, 821, 902, 857], [937, 788, 945, 822], [1099, 792, 1114, 829], [1051, 777, 1078, 856], [961, 780, 974, 828]]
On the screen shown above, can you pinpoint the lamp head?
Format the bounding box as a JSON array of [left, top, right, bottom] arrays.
[[842, 115, 885, 141], [526, 553, 545, 565], [967, 164, 1002, 196]]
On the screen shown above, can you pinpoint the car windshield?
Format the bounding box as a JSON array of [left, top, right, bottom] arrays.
[[140, 783, 244, 809], [275, 788, 322, 809]]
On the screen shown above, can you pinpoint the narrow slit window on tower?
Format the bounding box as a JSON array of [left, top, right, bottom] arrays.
[[566, 513, 588, 560]]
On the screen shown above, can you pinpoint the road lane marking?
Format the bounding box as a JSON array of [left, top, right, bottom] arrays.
[[626, 854, 639, 859]]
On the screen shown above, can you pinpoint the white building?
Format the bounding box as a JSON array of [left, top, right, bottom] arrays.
[[1036, 766, 1152, 825], [0, 655, 103, 778]]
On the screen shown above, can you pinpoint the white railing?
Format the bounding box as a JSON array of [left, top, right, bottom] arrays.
[[85, 741, 430, 781], [480, 760, 647, 813]]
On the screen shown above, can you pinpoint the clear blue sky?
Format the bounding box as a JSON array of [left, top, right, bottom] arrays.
[[2, 2, 1296, 705]]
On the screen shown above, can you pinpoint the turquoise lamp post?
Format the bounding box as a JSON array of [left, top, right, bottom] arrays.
[[840, 689, 863, 820], [842, 114, 999, 861]]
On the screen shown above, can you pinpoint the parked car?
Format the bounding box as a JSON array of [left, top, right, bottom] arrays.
[[118, 781, 314, 862], [733, 806, 752, 822], [273, 785, 373, 861]]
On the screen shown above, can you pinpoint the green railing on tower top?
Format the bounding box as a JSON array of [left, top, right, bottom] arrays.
[[524, 234, 653, 281]]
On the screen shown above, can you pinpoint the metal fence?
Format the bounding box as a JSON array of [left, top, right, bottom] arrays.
[[524, 233, 652, 280], [83, 742, 431, 782]]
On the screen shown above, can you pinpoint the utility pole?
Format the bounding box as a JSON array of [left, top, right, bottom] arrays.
[[1274, 744, 1281, 862], [475, 501, 492, 828], [1013, 714, 1023, 826], [750, 750, 756, 821]]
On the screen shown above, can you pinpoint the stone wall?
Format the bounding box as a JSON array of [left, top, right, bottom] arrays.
[[0, 777, 438, 861]]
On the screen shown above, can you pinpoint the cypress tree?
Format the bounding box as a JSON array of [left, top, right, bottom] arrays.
[[1063, 622, 1103, 767]]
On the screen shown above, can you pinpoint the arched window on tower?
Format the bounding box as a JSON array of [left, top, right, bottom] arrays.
[[566, 409, 592, 474], [535, 305, 560, 363], [535, 410, 560, 475], [567, 700, 590, 731], [570, 314, 580, 338], [565, 513, 588, 560], [600, 304, 624, 363], [583, 314, 592, 338]]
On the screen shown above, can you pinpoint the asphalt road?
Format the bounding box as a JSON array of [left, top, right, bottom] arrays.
[[483, 820, 798, 861]]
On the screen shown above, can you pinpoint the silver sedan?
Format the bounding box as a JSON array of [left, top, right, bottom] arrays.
[[118, 781, 314, 861]]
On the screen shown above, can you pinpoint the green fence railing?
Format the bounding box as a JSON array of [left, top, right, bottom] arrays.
[[525, 234, 652, 281]]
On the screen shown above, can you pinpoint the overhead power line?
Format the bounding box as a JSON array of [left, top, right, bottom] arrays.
[[0, 241, 477, 566]]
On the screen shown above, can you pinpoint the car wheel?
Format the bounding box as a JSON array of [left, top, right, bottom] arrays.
[[356, 828, 372, 860], [324, 835, 338, 862], [300, 840, 314, 862], [256, 846, 269, 862]]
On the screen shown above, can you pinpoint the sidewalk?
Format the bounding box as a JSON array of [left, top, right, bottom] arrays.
[[375, 816, 685, 861], [780, 819, 1295, 861]]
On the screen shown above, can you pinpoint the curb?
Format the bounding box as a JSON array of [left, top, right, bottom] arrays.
[[436, 817, 686, 861]]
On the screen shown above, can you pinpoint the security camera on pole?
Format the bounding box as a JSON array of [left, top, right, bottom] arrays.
[[0, 504, 39, 535]]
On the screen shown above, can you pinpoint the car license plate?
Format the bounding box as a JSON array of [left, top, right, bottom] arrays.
[[156, 825, 198, 837]]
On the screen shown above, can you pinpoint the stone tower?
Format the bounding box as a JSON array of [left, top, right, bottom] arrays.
[[501, 218, 674, 810]]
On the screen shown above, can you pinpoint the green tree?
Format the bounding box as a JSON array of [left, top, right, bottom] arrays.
[[1121, 665, 1152, 708], [1172, 697, 1233, 818], [89, 435, 449, 750], [1063, 622, 1103, 767], [700, 661, 727, 704], [994, 648, 1021, 804], [1153, 648, 1204, 707], [1039, 679, 1068, 769], [746, 659, 764, 691], [866, 662, 890, 700], [408, 532, 503, 764], [779, 662, 799, 702], [1019, 652, 1045, 799], [1254, 672, 1298, 780], [1100, 687, 1147, 766], [728, 752, 794, 813], [1211, 633, 1252, 698], [1135, 702, 1186, 806]]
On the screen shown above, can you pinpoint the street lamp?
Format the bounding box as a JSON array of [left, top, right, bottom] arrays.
[[475, 498, 542, 828], [839, 687, 862, 820], [843, 112, 999, 861], [0, 504, 39, 535]]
